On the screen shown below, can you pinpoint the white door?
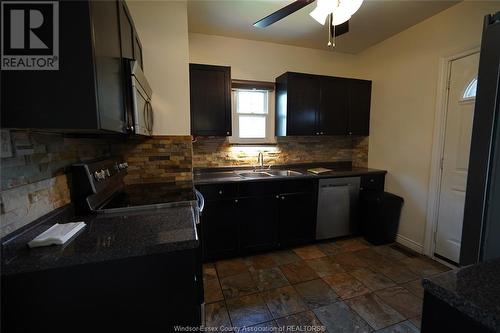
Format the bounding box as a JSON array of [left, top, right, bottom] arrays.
[[435, 52, 479, 263]]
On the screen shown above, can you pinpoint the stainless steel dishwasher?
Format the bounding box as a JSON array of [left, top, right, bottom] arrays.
[[316, 177, 361, 240]]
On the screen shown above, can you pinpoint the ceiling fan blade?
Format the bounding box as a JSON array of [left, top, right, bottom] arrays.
[[332, 20, 349, 37], [253, 0, 316, 28]]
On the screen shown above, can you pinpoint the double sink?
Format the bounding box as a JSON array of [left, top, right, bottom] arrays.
[[237, 169, 302, 179], [196, 168, 303, 181]]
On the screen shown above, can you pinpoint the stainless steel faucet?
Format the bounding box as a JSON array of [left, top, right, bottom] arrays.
[[257, 152, 264, 168]]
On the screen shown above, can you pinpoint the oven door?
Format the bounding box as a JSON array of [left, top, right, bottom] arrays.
[[195, 190, 205, 324], [131, 77, 153, 136]]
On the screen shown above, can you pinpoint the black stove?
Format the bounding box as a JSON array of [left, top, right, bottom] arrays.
[[102, 182, 195, 210], [71, 158, 196, 214]]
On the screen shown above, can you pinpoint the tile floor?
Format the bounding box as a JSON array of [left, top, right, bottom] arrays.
[[203, 238, 450, 332]]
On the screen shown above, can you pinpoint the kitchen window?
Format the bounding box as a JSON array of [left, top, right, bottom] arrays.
[[230, 80, 276, 144]]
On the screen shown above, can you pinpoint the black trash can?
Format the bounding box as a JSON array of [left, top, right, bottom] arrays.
[[361, 191, 404, 245]]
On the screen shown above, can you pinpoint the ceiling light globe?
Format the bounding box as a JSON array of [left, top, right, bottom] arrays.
[[310, 7, 329, 25], [331, 10, 351, 25], [340, 0, 364, 16]]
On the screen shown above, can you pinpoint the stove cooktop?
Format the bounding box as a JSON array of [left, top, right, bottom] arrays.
[[101, 182, 195, 211]]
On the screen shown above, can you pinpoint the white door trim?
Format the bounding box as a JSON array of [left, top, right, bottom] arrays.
[[424, 47, 480, 259]]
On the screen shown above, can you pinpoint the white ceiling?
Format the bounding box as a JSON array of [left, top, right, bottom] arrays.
[[187, 0, 460, 53]]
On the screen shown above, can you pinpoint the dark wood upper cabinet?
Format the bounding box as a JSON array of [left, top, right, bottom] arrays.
[[91, 0, 126, 133], [320, 76, 349, 135], [119, 2, 134, 60], [348, 79, 372, 136], [118, 1, 142, 132], [276, 72, 320, 136], [1, 0, 144, 134], [275, 72, 371, 137], [189, 64, 232, 136], [133, 35, 144, 70], [118, 1, 143, 68]]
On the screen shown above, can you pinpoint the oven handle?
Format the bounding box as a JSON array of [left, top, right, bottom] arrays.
[[195, 189, 205, 214]]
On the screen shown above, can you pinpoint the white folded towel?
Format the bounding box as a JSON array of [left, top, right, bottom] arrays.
[[28, 222, 86, 248]]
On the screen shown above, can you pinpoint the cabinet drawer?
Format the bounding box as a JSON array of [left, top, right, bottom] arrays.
[[280, 179, 316, 194], [196, 184, 238, 200], [360, 174, 385, 191], [238, 181, 280, 197]]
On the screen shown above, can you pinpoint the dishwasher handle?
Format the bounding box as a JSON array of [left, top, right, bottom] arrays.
[[320, 183, 353, 188]]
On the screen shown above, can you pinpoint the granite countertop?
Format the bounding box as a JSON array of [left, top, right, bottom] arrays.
[[422, 258, 500, 331], [194, 161, 387, 185], [1, 202, 199, 276]]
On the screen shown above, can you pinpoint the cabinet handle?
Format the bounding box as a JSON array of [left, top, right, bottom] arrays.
[[370, 179, 375, 183], [316, 132, 319, 135], [349, 131, 353, 135], [226, 131, 230, 135], [320, 132, 324, 135], [276, 195, 279, 199], [218, 190, 223, 195], [360, 187, 364, 191], [234, 199, 238, 203], [281, 196, 285, 200]]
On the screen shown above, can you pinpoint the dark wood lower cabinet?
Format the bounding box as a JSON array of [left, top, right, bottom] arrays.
[[201, 198, 238, 261], [238, 196, 279, 254], [2, 250, 201, 332], [198, 180, 317, 260], [278, 192, 316, 247]]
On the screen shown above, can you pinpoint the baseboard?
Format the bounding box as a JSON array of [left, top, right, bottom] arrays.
[[396, 234, 424, 254]]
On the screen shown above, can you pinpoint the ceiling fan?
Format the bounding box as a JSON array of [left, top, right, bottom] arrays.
[[253, 0, 364, 48]]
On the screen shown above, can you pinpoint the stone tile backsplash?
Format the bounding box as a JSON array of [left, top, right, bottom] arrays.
[[0, 130, 367, 238], [0, 130, 193, 237], [193, 136, 368, 168], [0, 175, 71, 237], [116, 135, 193, 184]]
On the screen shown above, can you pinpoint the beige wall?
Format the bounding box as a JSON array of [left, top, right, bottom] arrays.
[[189, 33, 360, 81], [127, 0, 191, 135], [357, 1, 500, 250], [131, 0, 500, 252]]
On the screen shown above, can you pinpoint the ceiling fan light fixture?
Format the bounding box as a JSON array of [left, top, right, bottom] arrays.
[[310, 0, 363, 25], [331, 10, 351, 26], [309, 7, 328, 25], [342, 0, 364, 17], [309, 0, 336, 25]]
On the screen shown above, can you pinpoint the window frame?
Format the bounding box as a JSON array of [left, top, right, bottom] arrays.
[[461, 77, 478, 102], [229, 88, 276, 145]]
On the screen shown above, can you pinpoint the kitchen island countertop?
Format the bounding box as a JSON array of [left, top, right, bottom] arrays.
[[423, 258, 500, 331]]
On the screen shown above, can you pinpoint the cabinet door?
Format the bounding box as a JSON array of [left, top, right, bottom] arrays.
[[90, 0, 126, 133], [348, 79, 372, 136], [201, 199, 238, 260], [118, 1, 134, 132], [134, 34, 143, 69], [118, 1, 134, 60], [1, 1, 99, 130], [238, 196, 279, 254], [190, 64, 231, 136], [287, 73, 320, 136], [278, 192, 316, 247], [320, 77, 349, 135]]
